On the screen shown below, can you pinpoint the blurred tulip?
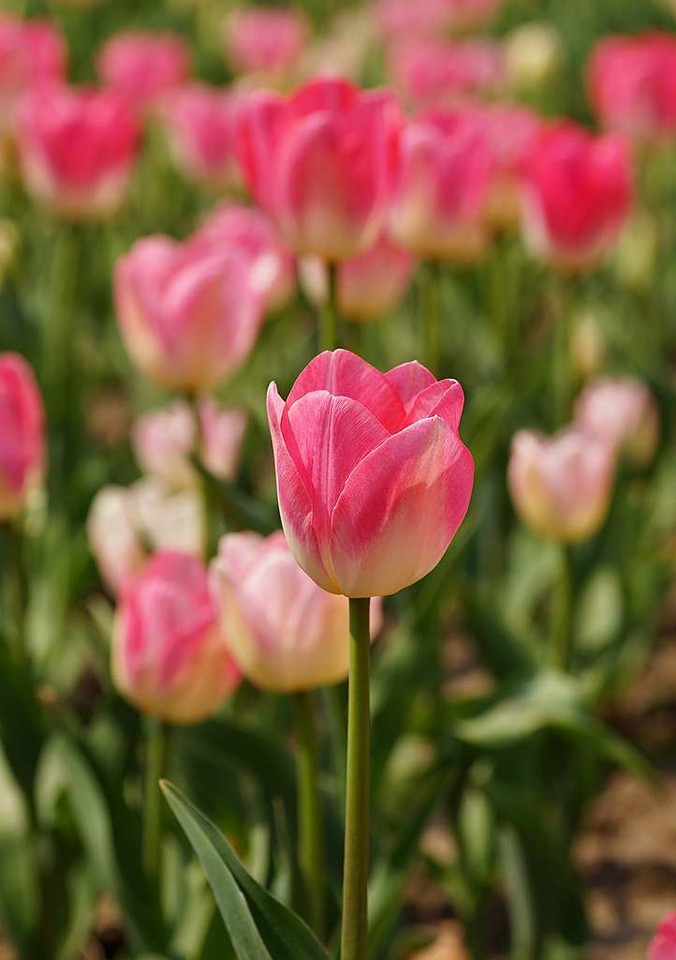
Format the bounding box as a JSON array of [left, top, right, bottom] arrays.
[[235, 77, 401, 260], [521, 122, 633, 272], [388, 38, 505, 110], [505, 23, 564, 96], [570, 308, 606, 381], [267, 349, 474, 597], [649, 912, 676, 960], [508, 427, 615, 543], [574, 376, 659, 467], [132, 399, 246, 488], [97, 31, 190, 114], [222, 7, 309, 80], [300, 236, 416, 320], [298, 10, 374, 82], [0, 353, 45, 521], [614, 209, 659, 291], [0, 16, 66, 131], [114, 234, 264, 391], [375, 0, 502, 40], [112, 551, 240, 724], [17, 85, 140, 220], [163, 84, 240, 190], [589, 33, 676, 142], [194, 203, 296, 313], [211, 531, 383, 691], [388, 110, 494, 262]]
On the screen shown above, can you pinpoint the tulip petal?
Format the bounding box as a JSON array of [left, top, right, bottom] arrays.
[[384, 360, 437, 410], [403, 379, 465, 431], [330, 417, 474, 596]]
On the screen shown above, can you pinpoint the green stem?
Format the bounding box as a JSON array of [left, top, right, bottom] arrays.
[[551, 544, 574, 671], [186, 394, 218, 559], [143, 718, 168, 881], [320, 262, 338, 352], [1, 521, 29, 667], [421, 261, 442, 374], [295, 692, 325, 938], [552, 276, 572, 428], [340, 597, 371, 960]]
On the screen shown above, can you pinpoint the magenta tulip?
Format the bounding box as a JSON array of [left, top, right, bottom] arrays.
[[267, 350, 474, 597], [649, 912, 676, 960], [0, 16, 66, 131], [98, 31, 190, 114], [163, 84, 240, 190], [223, 7, 309, 79], [0, 353, 45, 521], [574, 376, 659, 467]]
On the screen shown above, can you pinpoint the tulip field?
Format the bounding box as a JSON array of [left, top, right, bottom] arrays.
[[6, 0, 676, 957]]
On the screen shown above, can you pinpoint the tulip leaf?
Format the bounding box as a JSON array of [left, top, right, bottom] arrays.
[[162, 781, 329, 960]]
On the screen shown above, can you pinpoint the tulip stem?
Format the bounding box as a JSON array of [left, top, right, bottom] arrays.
[[1, 520, 28, 667], [320, 262, 338, 351], [295, 691, 325, 938], [340, 597, 371, 960], [186, 394, 218, 558], [552, 275, 572, 427], [422, 260, 442, 374], [143, 717, 168, 881], [551, 544, 574, 671]]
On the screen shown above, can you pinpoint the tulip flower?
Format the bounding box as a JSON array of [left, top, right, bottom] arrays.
[[589, 33, 676, 142], [97, 31, 190, 114], [300, 236, 416, 321], [505, 23, 564, 96], [0, 353, 45, 521], [388, 38, 505, 110], [112, 551, 240, 724], [222, 7, 309, 80], [194, 203, 296, 313], [508, 427, 615, 543], [574, 376, 659, 467], [211, 531, 383, 692], [521, 122, 633, 272], [0, 16, 66, 131], [649, 912, 676, 960], [132, 399, 246, 489], [267, 349, 474, 598], [235, 78, 402, 260], [163, 84, 240, 190], [17, 85, 141, 220], [388, 110, 494, 263], [114, 234, 264, 391], [375, 0, 502, 40]]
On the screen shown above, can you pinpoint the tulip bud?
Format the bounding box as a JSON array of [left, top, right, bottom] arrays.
[[0, 16, 66, 132], [163, 84, 240, 190], [97, 31, 190, 115], [112, 551, 240, 724], [114, 234, 264, 391], [222, 7, 309, 81], [614, 209, 659, 291], [569, 308, 606, 381], [505, 23, 564, 96], [0, 353, 45, 521], [267, 349, 474, 597], [574, 376, 659, 467], [17, 85, 141, 221], [508, 427, 615, 543], [210, 531, 383, 692], [649, 912, 676, 960]]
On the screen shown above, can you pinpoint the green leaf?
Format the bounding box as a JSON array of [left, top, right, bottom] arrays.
[[162, 781, 328, 960]]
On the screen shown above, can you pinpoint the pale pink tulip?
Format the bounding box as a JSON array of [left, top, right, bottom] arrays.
[[0, 16, 66, 131], [574, 376, 659, 467], [235, 77, 402, 260], [17, 85, 140, 220], [223, 7, 309, 79], [521, 122, 633, 272], [211, 531, 383, 691], [375, 0, 502, 40], [112, 551, 240, 724], [388, 110, 494, 262], [300, 236, 416, 321], [0, 353, 45, 520], [267, 349, 474, 597], [508, 427, 615, 543], [114, 234, 264, 391], [388, 38, 505, 110], [649, 912, 676, 960], [97, 31, 190, 114], [194, 203, 296, 313], [163, 84, 241, 189]]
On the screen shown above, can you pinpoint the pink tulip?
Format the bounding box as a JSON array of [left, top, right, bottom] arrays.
[[300, 236, 416, 321], [194, 203, 296, 313], [267, 349, 474, 597], [222, 7, 309, 79], [649, 912, 676, 960], [211, 531, 383, 691], [163, 83, 240, 189], [132, 399, 246, 487], [17, 85, 141, 220], [112, 551, 240, 724], [508, 427, 615, 543], [388, 38, 505, 110], [521, 122, 633, 272], [88, 486, 148, 594], [388, 110, 494, 262], [574, 376, 659, 467], [97, 31, 190, 114], [589, 33, 676, 142], [0, 16, 66, 131], [114, 234, 264, 391], [0, 353, 45, 520], [375, 0, 502, 40], [235, 77, 402, 260]]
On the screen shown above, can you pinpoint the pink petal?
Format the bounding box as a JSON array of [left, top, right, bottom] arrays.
[[384, 360, 437, 410], [403, 379, 465, 431], [330, 417, 474, 596]]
